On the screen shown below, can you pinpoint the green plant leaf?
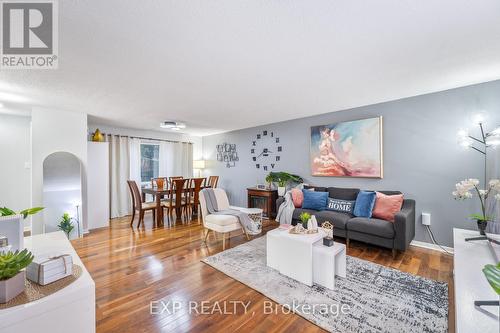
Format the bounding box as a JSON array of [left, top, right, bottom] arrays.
[[19, 207, 44, 219], [299, 212, 311, 223], [0, 207, 16, 216], [0, 249, 34, 280], [483, 263, 500, 295], [469, 214, 492, 221]]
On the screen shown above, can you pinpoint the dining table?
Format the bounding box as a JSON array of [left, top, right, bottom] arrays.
[[141, 186, 210, 228]]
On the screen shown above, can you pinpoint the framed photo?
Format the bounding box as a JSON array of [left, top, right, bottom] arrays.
[[310, 116, 383, 178]]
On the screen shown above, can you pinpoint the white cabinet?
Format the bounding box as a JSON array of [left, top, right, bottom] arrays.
[[87, 142, 109, 231]]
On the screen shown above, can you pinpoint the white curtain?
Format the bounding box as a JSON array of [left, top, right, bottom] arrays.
[[129, 138, 142, 185], [107, 135, 132, 218], [487, 147, 500, 233], [159, 141, 193, 178]]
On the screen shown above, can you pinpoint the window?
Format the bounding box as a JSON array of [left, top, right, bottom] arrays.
[[140, 143, 159, 183]]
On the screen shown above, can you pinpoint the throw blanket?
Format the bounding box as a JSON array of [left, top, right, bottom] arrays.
[[276, 191, 294, 225], [201, 189, 260, 235]]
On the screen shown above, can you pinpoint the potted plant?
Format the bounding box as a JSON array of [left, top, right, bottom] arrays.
[[265, 174, 274, 189], [452, 179, 500, 235], [58, 213, 75, 239], [299, 212, 311, 229], [266, 172, 303, 196], [0, 249, 34, 303], [0, 206, 44, 251]]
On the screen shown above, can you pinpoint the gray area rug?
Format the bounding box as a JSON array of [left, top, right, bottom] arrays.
[[202, 236, 448, 333]]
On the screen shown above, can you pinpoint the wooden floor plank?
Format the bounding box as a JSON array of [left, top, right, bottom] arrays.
[[71, 214, 454, 333]]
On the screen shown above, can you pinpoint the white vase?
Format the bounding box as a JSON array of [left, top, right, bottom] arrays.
[[0, 215, 23, 252], [278, 186, 286, 196]]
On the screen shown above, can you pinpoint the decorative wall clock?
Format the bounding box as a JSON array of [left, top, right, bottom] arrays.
[[251, 130, 282, 171], [216, 143, 239, 168]]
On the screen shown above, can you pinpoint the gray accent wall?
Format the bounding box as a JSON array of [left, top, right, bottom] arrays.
[[202, 80, 500, 247]]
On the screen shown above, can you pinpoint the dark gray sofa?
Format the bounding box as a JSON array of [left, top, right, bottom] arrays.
[[276, 186, 415, 256]]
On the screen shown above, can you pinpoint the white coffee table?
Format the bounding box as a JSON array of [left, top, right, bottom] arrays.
[[267, 228, 346, 289], [313, 241, 346, 289]]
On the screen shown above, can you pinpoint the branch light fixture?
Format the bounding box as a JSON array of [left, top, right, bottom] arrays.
[[457, 113, 500, 154], [457, 112, 500, 183], [160, 121, 186, 131]]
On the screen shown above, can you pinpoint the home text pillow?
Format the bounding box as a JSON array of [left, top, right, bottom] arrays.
[[353, 191, 377, 218], [326, 198, 355, 214], [301, 190, 328, 211], [372, 192, 404, 222], [290, 188, 304, 208]]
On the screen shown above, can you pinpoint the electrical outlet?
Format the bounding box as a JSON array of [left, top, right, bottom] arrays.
[[422, 212, 431, 226]]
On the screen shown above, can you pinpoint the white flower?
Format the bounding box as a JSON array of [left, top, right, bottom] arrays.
[[490, 179, 500, 191], [479, 190, 488, 196], [469, 178, 480, 186], [489, 179, 500, 187], [496, 193, 500, 201]]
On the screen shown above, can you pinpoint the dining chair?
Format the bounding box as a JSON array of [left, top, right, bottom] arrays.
[[207, 176, 219, 188], [166, 178, 189, 220], [188, 178, 206, 220], [127, 180, 157, 227], [151, 177, 168, 189], [168, 176, 183, 186], [151, 177, 169, 201]]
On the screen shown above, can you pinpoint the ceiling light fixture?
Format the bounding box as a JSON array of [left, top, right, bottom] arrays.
[[160, 121, 186, 131]]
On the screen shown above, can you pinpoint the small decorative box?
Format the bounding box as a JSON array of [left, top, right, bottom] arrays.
[[27, 254, 73, 285]]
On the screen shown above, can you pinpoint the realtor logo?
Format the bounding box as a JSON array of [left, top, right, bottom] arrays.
[[0, 0, 58, 69]]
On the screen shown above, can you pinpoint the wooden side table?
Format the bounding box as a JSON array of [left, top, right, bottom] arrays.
[[247, 188, 278, 219]]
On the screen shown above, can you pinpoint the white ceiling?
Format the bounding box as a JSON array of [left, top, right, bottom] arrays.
[[1, 0, 500, 136]]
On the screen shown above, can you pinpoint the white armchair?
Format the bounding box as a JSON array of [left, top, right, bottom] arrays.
[[199, 188, 250, 250]]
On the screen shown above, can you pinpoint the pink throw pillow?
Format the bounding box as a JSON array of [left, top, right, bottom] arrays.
[[372, 192, 404, 222], [290, 189, 304, 208]]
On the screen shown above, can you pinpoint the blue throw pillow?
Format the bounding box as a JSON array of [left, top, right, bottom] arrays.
[[302, 190, 328, 211], [326, 198, 355, 214], [353, 191, 377, 218]]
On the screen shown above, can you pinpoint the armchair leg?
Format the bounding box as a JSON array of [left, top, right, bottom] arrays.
[[203, 229, 210, 243], [242, 227, 250, 241], [392, 248, 397, 259], [222, 233, 226, 250], [346, 237, 350, 249]]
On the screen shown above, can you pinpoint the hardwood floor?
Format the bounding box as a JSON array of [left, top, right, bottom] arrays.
[[71, 214, 454, 333]]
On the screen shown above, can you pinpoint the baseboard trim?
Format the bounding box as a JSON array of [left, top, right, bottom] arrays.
[[410, 240, 454, 254]]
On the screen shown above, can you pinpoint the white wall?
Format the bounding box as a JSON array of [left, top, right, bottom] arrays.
[[0, 114, 31, 226], [88, 124, 203, 160], [31, 108, 88, 235]]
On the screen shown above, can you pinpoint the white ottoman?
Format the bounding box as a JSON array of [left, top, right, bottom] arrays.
[[312, 241, 347, 289]]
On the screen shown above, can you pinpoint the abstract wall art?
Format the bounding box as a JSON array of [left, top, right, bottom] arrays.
[[310, 117, 383, 178]]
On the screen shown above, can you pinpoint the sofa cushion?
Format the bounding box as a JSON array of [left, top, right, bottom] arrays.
[[327, 187, 360, 200], [302, 190, 328, 210], [315, 210, 351, 230], [378, 190, 402, 196], [304, 185, 328, 192], [347, 217, 395, 238], [205, 214, 239, 226], [372, 192, 404, 222], [326, 198, 355, 214], [290, 188, 304, 208], [353, 191, 377, 218]]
